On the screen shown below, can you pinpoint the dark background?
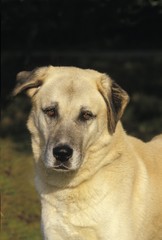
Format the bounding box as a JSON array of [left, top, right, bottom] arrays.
[[2, 0, 162, 139]]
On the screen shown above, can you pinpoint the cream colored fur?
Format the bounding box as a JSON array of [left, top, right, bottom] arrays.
[[14, 66, 162, 240]]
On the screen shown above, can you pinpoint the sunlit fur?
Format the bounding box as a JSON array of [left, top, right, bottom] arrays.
[[14, 66, 162, 240]]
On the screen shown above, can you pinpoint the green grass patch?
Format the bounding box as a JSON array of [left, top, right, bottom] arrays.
[[1, 138, 41, 240]]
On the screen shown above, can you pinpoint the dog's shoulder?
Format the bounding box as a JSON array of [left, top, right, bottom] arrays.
[[150, 134, 162, 142], [125, 133, 162, 169]]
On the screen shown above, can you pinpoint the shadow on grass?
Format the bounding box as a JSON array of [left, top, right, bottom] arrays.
[[1, 95, 32, 153]]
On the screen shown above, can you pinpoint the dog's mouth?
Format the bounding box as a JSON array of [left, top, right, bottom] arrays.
[[53, 163, 70, 171], [49, 158, 73, 171]]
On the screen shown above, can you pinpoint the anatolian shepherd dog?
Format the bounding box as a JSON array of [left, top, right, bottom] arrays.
[[13, 66, 162, 240]]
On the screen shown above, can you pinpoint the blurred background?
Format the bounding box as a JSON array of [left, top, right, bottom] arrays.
[[1, 0, 162, 239]]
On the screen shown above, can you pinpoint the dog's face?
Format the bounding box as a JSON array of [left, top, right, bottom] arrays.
[[13, 66, 129, 172]]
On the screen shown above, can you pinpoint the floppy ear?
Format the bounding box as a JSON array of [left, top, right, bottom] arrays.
[[13, 66, 50, 97], [98, 74, 129, 134]]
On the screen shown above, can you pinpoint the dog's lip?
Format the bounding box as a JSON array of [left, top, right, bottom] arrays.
[[53, 164, 70, 171]]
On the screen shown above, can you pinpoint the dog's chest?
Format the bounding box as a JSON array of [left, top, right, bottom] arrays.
[[52, 189, 101, 227], [41, 186, 133, 240], [41, 191, 102, 239], [56, 202, 107, 239]]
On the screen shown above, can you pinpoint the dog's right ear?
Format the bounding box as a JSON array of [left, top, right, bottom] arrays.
[[13, 66, 50, 97]]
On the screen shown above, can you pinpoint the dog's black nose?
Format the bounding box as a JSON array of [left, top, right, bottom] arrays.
[[53, 145, 73, 162]]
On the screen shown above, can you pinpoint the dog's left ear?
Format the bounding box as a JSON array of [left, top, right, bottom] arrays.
[[13, 66, 50, 97], [98, 74, 129, 134]]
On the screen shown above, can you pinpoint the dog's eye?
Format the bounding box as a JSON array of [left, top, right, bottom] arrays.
[[43, 107, 58, 118], [79, 111, 95, 121]]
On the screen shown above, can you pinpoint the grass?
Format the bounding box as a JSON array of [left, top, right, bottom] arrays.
[[1, 137, 41, 240], [1, 97, 42, 240]]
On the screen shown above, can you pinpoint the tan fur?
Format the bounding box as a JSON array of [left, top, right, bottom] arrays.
[[14, 66, 162, 240]]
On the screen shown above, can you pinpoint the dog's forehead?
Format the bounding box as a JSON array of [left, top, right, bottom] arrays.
[[39, 68, 101, 96], [47, 66, 101, 77], [46, 67, 101, 86], [36, 67, 108, 109]]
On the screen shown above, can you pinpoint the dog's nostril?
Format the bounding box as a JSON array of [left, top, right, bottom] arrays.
[[53, 145, 73, 162]]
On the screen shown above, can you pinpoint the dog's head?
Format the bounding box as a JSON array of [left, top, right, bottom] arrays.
[[13, 66, 129, 173]]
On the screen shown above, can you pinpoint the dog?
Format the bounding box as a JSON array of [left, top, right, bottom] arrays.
[[13, 66, 162, 240]]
